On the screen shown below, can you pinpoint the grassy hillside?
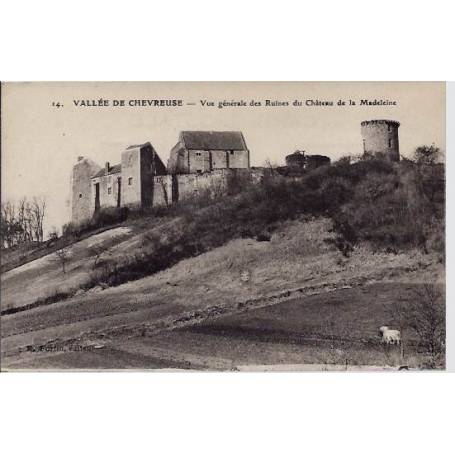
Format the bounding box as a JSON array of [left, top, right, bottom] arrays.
[[0, 157, 445, 370]]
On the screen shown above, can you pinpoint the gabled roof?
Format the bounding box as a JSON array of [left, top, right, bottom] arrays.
[[180, 131, 247, 151], [126, 143, 147, 150], [91, 163, 121, 179]]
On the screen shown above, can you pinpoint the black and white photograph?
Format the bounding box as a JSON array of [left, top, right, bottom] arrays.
[[0, 81, 446, 371], [1, 2, 454, 454]]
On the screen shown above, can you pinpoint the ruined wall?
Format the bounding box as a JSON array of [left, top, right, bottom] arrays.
[[152, 175, 173, 207], [175, 170, 228, 201], [91, 171, 121, 212], [286, 151, 306, 168], [71, 157, 101, 225], [120, 144, 159, 208], [71, 155, 270, 222], [167, 142, 188, 174], [250, 167, 270, 183], [121, 148, 142, 207], [173, 168, 258, 202], [361, 120, 400, 161], [140, 146, 155, 208]]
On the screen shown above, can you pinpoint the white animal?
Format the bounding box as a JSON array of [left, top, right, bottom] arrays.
[[379, 326, 401, 345]]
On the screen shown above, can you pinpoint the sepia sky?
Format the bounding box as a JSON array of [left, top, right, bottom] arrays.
[[1, 82, 445, 235]]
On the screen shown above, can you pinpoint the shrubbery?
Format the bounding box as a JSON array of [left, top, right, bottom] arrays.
[[63, 207, 130, 238], [66, 154, 445, 289]]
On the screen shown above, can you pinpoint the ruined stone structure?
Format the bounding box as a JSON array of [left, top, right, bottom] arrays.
[[285, 150, 306, 168], [71, 132, 252, 225], [71, 142, 167, 224], [168, 131, 250, 174], [361, 120, 400, 161], [70, 157, 102, 225], [284, 150, 331, 172], [71, 122, 401, 225]]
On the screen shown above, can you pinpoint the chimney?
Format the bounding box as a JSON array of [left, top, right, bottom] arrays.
[[105, 162, 110, 173], [77, 156, 84, 162]]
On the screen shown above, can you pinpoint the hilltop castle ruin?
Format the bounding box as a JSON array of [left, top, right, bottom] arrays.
[[70, 120, 400, 225], [71, 131, 253, 225], [361, 119, 400, 161]]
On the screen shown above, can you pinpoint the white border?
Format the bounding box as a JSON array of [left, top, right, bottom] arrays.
[[0, 1, 454, 81], [446, 82, 453, 371], [1, 2, 454, 455]]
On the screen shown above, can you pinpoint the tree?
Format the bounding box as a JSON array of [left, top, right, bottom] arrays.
[[30, 197, 46, 242], [390, 284, 445, 368], [88, 243, 110, 270], [413, 145, 441, 165], [0, 197, 47, 248], [55, 245, 70, 274]]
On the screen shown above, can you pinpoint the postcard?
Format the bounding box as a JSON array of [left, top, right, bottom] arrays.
[[0, 82, 446, 371]]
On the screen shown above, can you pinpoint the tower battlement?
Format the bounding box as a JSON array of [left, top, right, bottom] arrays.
[[361, 119, 400, 162]]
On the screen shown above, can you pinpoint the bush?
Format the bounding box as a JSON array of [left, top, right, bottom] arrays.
[[63, 207, 130, 238], [329, 159, 444, 253], [70, 155, 445, 290], [390, 284, 445, 368]]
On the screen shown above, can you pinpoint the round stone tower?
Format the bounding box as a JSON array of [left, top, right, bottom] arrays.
[[361, 120, 400, 161]]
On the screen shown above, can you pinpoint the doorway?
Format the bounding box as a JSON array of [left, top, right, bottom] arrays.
[[117, 177, 121, 207], [94, 183, 100, 213]]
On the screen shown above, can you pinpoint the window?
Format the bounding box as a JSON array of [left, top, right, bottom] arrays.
[[196, 152, 201, 157], [108, 187, 112, 195], [79, 193, 82, 198], [128, 177, 133, 185], [388, 124, 391, 132], [388, 139, 392, 148], [230, 150, 234, 155], [363, 139, 366, 152]]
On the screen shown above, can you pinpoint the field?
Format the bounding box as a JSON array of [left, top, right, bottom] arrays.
[[2, 281, 440, 371], [0, 218, 444, 371]]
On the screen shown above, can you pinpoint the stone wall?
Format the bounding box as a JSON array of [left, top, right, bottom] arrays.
[[174, 168, 262, 202], [361, 120, 400, 161], [152, 175, 173, 207], [175, 170, 227, 201], [91, 170, 121, 212], [71, 157, 101, 225], [167, 143, 187, 174], [169, 146, 250, 174], [211, 150, 228, 169], [227, 148, 250, 168], [188, 150, 212, 173], [71, 153, 266, 225], [121, 148, 142, 207]]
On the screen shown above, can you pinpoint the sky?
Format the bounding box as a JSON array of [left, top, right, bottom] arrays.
[[1, 82, 446, 235]]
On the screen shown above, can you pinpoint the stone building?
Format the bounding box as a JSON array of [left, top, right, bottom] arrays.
[[167, 131, 250, 174], [361, 119, 400, 161], [70, 132, 252, 225], [70, 157, 102, 225], [71, 142, 167, 224], [70, 122, 405, 226]]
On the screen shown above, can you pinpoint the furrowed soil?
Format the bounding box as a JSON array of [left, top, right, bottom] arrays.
[[0, 218, 444, 371]]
